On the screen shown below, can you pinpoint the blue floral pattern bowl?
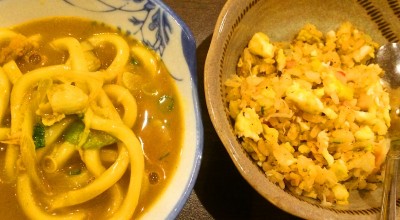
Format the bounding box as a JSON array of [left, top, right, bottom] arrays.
[[1, 0, 202, 219]]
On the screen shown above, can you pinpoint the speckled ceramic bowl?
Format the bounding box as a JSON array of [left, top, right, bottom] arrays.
[[205, 0, 400, 219], [1, 0, 203, 219]]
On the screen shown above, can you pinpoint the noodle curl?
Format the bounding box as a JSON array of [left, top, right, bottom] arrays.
[[0, 25, 155, 219]]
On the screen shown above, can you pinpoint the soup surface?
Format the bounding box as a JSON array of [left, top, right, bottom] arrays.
[[0, 17, 183, 219]]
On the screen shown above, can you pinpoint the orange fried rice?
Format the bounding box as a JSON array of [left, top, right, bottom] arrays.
[[224, 22, 390, 205]]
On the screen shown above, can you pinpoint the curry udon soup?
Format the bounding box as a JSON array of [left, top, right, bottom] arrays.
[[0, 17, 183, 219]]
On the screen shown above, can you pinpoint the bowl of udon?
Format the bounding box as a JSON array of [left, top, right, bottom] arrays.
[[205, 0, 400, 219], [0, 0, 202, 219]]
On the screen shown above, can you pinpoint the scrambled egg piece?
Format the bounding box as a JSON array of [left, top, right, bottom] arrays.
[[354, 125, 375, 141], [273, 142, 297, 168], [296, 23, 323, 44], [330, 159, 349, 181], [285, 81, 324, 114], [353, 45, 374, 62], [235, 107, 263, 141], [254, 87, 276, 110], [322, 71, 354, 101], [276, 49, 286, 71], [332, 184, 349, 205], [248, 32, 275, 58], [354, 111, 376, 124], [262, 125, 279, 146]]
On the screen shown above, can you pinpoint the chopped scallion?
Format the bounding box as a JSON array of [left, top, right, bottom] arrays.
[[63, 118, 116, 150], [159, 152, 170, 161], [33, 123, 46, 149], [68, 169, 81, 176], [82, 130, 116, 150], [158, 95, 174, 112], [64, 120, 85, 145], [130, 57, 139, 65]]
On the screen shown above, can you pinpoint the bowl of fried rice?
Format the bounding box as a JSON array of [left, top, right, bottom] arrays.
[[204, 0, 400, 219]]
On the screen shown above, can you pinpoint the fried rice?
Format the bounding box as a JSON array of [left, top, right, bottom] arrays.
[[224, 22, 390, 205]]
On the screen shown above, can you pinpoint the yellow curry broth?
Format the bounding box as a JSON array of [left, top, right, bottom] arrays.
[[0, 17, 183, 219]]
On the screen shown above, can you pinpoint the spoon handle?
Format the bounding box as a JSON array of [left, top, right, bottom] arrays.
[[380, 141, 400, 220]]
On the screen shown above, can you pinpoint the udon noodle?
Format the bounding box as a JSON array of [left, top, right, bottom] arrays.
[[0, 17, 182, 219]]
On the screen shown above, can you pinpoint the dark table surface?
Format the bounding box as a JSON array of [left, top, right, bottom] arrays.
[[161, 0, 301, 219]]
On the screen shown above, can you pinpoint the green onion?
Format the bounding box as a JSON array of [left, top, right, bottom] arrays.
[[82, 130, 116, 150], [130, 57, 139, 65], [331, 140, 343, 144], [64, 120, 85, 145], [159, 152, 170, 161], [158, 95, 174, 112], [68, 169, 81, 176], [32, 123, 46, 149], [64, 118, 116, 149], [77, 113, 85, 120]]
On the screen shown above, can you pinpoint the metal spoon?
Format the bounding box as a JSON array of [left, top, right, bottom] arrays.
[[376, 42, 400, 220]]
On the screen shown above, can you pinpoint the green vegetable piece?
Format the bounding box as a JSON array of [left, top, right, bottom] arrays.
[[33, 123, 46, 149], [159, 152, 170, 161], [68, 169, 81, 176], [130, 57, 139, 65], [64, 120, 85, 145], [82, 130, 116, 150], [158, 95, 174, 112], [63, 119, 116, 149], [77, 113, 85, 120]]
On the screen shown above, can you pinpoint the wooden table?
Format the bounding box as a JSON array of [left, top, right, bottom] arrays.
[[162, 0, 301, 219]]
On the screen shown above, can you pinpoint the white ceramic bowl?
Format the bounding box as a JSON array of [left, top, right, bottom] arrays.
[[1, 0, 203, 219], [205, 0, 400, 219]]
